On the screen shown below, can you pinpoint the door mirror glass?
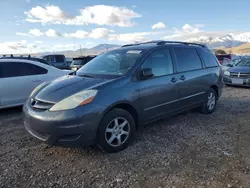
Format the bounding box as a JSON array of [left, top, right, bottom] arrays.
[[140, 68, 153, 79]]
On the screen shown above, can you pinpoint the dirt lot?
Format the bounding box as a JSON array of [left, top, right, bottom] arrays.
[[0, 86, 250, 188]]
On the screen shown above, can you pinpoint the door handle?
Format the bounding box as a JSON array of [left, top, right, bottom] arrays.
[[171, 77, 178, 83], [179, 75, 186, 81]]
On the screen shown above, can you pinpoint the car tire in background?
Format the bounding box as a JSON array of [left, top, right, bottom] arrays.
[[97, 108, 136, 153], [200, 88, 218, 114]]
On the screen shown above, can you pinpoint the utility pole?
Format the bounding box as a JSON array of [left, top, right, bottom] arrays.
[[80, 45, 83, 56]]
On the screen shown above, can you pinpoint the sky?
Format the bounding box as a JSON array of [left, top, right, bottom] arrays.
[[0, 0, 249, 54]]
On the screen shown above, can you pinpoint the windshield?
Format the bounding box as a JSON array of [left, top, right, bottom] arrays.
[[77, 49, 143, 76], [236, 59, 250, 67], [72, 59, 84, 65]]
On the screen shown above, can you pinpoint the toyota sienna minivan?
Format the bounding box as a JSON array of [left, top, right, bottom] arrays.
[[23, 41, 223, 153]]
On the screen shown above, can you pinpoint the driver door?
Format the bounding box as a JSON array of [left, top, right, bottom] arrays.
[[137, 48, 180, 122]]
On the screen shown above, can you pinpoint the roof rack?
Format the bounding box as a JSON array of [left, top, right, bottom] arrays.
[[121, 40, 206, 48], [121, 43, 141, 47], [156, 41, 206, 47], [1, 54, 32, 58]]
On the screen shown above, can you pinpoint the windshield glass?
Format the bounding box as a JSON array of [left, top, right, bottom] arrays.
[[77, 49, 143, 76], [236, 59, 250, 67], [72, 59, 84, 65]]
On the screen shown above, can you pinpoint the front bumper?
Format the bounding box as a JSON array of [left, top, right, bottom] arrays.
[[23, 102, 106, 147], [223, 76, 250, 87]]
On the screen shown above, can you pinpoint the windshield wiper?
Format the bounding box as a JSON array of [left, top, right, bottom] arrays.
[[78, 74, 95, 78]]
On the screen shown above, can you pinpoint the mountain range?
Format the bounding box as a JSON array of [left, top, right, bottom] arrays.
[[187, 32, 250, 48], [41, 44, 121, 57], [40, 33, 250, 57]]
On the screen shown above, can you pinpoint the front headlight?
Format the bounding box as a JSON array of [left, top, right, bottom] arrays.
[[50, 90, 98, 112], [30, 82, 48, 97], [224, 71, 230, 76]]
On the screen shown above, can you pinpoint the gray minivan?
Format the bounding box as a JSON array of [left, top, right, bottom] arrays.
[[23, 41, 223, 153]]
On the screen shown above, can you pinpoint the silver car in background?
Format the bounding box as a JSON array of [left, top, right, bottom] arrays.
[[0, 58, 71, 109]]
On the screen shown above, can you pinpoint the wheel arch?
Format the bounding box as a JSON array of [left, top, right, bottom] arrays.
[[100, 101, 140, 131]]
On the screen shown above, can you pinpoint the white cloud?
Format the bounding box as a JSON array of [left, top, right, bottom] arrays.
[[25, 5, 72, 24], [109, 32, 152, 43], [152, 22, 166, 30], [25, 5, 141, 27], [16, 27, 162, 43], [45, 29, 60, 37], [16, 29, 61, 37], [51, 44, 75, 51], [16, 32, 30, 36], [29, 28, 43, 36], [0, 40, 77, 54], [164, 24, 203, 40], [0, 40, 33, 54], [88, 28, 114, 39], [63, 30, 88, 38]]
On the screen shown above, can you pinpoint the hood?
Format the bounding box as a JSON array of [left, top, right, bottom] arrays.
[[228, 66, 250, 73], [35, 75, 115, 103]]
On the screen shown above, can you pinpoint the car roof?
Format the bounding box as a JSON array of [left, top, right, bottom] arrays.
[[0, 58, 45, 64], [119, 41, 207, 51], [1, 56, 43, 60]]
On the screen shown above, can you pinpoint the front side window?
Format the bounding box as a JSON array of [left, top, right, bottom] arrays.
[[174, 47, 202, 72], [0, 62, 48, 78], [141, 48, 173, 77], [77, 49, 143, 76]]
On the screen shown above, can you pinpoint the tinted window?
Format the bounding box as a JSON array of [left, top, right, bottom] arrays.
[[43, 56, 54, 63], [174, 47, 202, 72], [199, 49, 218, 67], [55, 55, 65, 62], [0, 62, 48, 78], [141, 48, 173, 77], [35, 58, 49, 65], [72, 59, 84, 65]]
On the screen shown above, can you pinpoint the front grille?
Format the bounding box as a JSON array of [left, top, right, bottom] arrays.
[[230, 72, 250, 79], [30, 98, 55, 111]]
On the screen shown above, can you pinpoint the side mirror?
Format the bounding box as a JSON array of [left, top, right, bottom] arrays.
[[140, 68, 154, 79]]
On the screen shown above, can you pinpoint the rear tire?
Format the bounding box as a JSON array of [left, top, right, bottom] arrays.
[[200, 88, 217, 114], [97, 109, 136, 153]]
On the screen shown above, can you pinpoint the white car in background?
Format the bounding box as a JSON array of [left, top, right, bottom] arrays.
[[0, 58, 72, 109]]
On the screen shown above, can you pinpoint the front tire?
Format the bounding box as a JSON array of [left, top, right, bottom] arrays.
[[200, 88, 217, 114], [97, 109, 136, 153]]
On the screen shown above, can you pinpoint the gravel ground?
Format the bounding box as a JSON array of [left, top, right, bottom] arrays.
[[1, 86, 250, 188]]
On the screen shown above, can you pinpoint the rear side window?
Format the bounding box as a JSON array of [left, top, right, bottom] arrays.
[[55, 55, 65, 62], [199, 49, 219, 67], [174, 47, 202, 72], [141, 48, 173, 77], [0, 62, 48, 78]]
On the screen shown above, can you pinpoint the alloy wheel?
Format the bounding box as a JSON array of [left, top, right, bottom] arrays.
[[207, 92, 216, 111], [105, 117, 130, 147]]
